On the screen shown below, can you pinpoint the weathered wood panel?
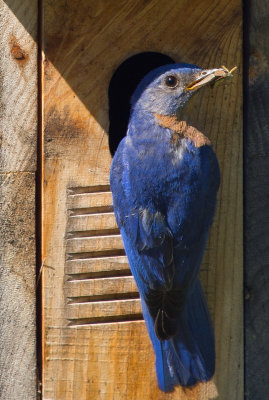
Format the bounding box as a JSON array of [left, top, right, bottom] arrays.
[[245, 0, 269, 399], [0, 1, 37, 399], [42, 1, 243, 399]]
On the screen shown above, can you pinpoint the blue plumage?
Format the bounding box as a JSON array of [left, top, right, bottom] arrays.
[[110, 63, 221, 391]]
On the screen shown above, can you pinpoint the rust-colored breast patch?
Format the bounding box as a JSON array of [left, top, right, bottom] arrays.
[[155, 114, 211, 148]]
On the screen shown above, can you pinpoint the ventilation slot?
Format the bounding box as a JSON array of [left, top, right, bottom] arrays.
[[65, 186, 143, 326]]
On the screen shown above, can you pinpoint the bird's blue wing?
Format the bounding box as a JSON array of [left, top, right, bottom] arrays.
[[110, 138, 175, 293], [110, 138, 181, 338]]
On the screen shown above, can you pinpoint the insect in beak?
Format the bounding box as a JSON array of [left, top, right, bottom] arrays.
[[185, 65, 237, 91]]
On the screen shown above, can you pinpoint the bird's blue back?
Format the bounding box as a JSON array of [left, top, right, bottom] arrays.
[[110, 63, 220, 390]]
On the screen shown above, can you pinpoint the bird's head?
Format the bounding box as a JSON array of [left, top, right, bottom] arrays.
[[131, 63, 235, 116]]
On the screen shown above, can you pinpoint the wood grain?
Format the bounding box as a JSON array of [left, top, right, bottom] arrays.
[[42, 0, 243, 398], [245, 0, 269, 399], [0, 1, 37, 399], [0, 0, 37, 173]]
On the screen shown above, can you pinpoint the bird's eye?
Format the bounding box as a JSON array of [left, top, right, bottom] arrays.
[[164, 75, 178, 88]]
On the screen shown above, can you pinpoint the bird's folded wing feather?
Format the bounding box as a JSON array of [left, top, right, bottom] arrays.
[[110, 139, 175, 293]]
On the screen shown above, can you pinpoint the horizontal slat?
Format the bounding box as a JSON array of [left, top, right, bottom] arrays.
[[65, 256, 129, 275], [67, 212, 118, 231], [66, 299, 142, 320], [66, 257, 210, 273], [66, 252, 210, 275], [68, 191, 113, 209], [66, 276, 138, 298], [66, 234, 124, 254]]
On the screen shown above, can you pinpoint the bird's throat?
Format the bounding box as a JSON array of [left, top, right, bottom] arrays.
[[154, 114, 211, 148]]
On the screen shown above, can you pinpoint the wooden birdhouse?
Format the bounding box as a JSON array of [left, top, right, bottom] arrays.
[[42, 1, 243, 398], [1, 0, 244, 399]]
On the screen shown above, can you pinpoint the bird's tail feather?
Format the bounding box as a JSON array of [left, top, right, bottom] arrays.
[[141, 279, 215, 391]]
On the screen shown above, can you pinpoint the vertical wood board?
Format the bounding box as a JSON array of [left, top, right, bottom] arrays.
[[42, 1, 243, 399], [245, 0, 269, 398], [0, 1, 37, 399]]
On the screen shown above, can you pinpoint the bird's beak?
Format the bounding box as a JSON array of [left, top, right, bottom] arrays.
[[185, 66, 237, 91]]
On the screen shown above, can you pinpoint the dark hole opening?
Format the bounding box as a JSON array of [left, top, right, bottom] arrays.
[[108, 52, 175, 155]]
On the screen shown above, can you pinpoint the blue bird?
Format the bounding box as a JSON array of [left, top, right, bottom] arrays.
[[110, 63, 233, 391]]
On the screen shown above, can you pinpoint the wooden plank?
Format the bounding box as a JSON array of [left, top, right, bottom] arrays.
[[67, 213, 119, 233], [66, 276, 138, 299], [65, 256, 130, 276], [244, 0, 269, 398], [0, 174, 36, 400], [0, 1, 37, 398], [66, 235, 124, 255], [0, 1, 37, 173], [42, 0, 243, 399], [66, 299, 142, 322], [68, 191, 113, 209]]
